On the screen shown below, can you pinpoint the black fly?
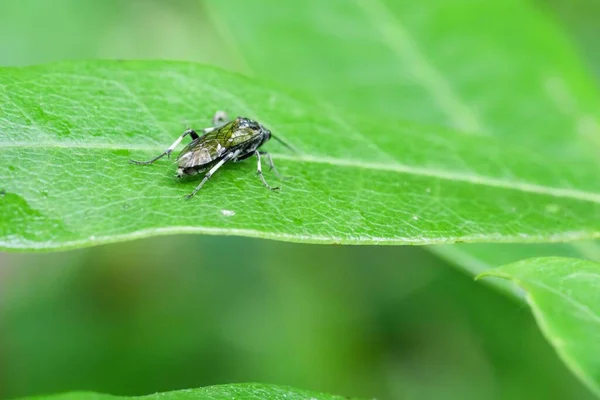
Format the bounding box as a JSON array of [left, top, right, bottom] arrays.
[[129, 111, 292, 199]]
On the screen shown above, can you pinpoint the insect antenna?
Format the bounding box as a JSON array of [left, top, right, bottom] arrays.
[[272, 135, 298, 153]]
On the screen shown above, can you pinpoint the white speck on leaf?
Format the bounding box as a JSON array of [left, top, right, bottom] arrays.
[[412, 215, 419, 220], [221, 209, 236, 217]]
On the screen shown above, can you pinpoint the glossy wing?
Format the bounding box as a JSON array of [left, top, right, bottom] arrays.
[[176, 120, 258, 168], [176, 128, 222, 168], [223, 125, 257, 147], [176, 140, 217, 168]]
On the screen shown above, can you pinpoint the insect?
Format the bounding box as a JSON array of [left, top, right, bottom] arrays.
[[129, 111, 292, 199]]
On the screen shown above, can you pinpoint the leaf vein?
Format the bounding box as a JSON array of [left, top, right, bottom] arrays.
[[2, 141, 600, 203]]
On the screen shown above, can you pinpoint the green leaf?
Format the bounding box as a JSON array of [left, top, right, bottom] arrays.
[[2, 60, 600, 251], [206, 1, 600, 289], [205, 6, 600, 392], [478, 257, 600, 397], [207, 0, 600, 149], [544, 0, 600, 83], [430, 240, 600, 299], [19, 383, 350, 400]]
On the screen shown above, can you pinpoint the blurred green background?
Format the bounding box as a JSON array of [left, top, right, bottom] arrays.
[[1, 1, 599, 399]]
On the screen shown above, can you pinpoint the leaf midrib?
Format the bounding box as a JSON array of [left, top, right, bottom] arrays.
[[3, 141, 600, 203]]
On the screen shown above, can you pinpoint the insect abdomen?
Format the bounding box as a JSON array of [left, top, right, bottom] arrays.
[[177, 165, 209, 177]]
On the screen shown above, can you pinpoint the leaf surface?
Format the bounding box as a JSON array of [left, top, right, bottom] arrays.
[[19, 383, 348, 400], [479, 257, 600, 397], [206, 0, 600, 287], [1, 61, 600, 251]]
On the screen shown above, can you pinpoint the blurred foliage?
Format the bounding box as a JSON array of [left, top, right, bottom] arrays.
[[0, 238, 593, 399], [480, 257, 600, 397], [1, 0, 600, 399], [542, 0, 600, 81], [15, 384, 352, 400], [0, 0, 234, 70]]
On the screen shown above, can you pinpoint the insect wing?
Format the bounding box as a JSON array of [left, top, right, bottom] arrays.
[[225, 126, 258, 148], [211, 119, 258, 148], [176, 130, 223, 168], [176, 120, 260, 168]]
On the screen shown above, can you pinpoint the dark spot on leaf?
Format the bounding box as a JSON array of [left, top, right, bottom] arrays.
[[121, 204, 130, 210], [123, 130, 139, 138], [8, 165, 15, 172], [40, 190, 49, 198], [112, 149, 131, 157], [292, 217, 303, 225], [0, 189, 5, 197]]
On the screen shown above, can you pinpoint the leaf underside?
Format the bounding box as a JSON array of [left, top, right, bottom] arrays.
[[479, 257, 600, 397]]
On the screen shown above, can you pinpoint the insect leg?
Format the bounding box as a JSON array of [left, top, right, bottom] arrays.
[[258, 151, 285, 180], [129, 129, 198, 165], [255, 151, 280, 191], [185, 152, 237, 199]]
